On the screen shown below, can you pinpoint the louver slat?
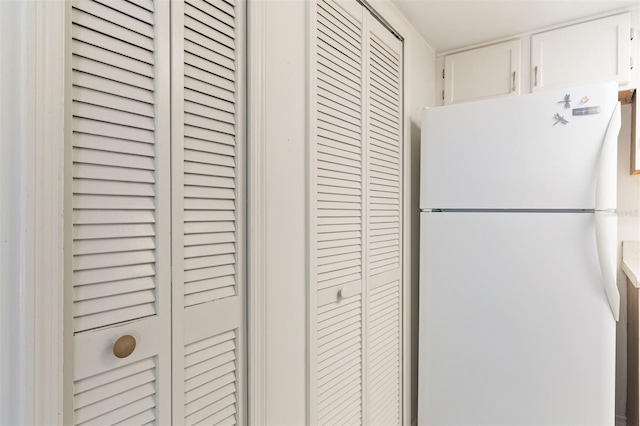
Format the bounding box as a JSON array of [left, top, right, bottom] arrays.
[[73, 0, 154, 38], [127, 0, 155, 13], [184, 331, 238, 426], [317, 295, 362, 425], [71, 0, 158, 333], [368, 33, 401, 278], [71, 8, 154, 52], [316, 0, 363, 298], [182, 0, 238, 308], [74, 357, 158, 425], [93, 0, 154, 25], [367, 281, 401, 426]]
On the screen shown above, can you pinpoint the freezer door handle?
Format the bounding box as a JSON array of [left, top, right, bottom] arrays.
[[595, 102, 620, 211], [595, 210, 620, 321]]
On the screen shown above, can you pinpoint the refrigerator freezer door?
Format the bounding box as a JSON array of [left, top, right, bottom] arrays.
[[420, 82, 619, 210], [418, 212, 615, 425]]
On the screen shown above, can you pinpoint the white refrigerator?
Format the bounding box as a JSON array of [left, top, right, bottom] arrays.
[[418, 82, 621, 425]]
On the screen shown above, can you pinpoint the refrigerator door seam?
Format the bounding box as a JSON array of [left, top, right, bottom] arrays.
[[421, 209, 594, 213]]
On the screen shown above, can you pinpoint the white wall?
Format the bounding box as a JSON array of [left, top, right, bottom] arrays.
[[260, 1, 308, 423], [395, 10, 438, 426], [254, 1, 437, 423], [617, 103, 640, 424]]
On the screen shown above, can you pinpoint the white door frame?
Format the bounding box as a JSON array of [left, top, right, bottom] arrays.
[[0, 0, 65, 424], [246, 0, 268, 423]]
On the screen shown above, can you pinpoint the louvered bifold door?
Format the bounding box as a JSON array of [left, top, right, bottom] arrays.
[[69, 0, 171, 424], [310, 0, 365, 424], [364, 16, 403, 426], [170, 0, 246, 425]]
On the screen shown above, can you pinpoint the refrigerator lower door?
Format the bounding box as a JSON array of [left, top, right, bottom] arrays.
[[418, 212, 615, 426]]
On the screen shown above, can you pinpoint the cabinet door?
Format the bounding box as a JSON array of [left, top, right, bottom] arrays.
[[633, 92, 640, 175], [170, 0, 246, 424], [69, 0, 171, 423], [444, 39, 520, 105], [531, 13, 631, 92]]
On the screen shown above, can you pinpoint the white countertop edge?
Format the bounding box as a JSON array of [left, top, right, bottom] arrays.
[[622, 241, 640, 288]]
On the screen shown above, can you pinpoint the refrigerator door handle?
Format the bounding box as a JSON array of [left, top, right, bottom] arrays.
[[593, 101, 620, 321], [595, 102, 621, 211], [595, 210, 620, 321]]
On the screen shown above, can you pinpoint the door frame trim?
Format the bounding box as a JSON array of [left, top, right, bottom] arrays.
[[0, 0, 66, 423], [247, 0, 268, 424]]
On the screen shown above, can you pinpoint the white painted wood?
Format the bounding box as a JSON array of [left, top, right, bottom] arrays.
[[532, 13, 631, 92], [63, 2, 75, 422], [0, 3, 38, 423], [32, 1, 66, 423], [311, 1, 364, 424], [360, 14, 370, 425], [246, 1, 309, 423], [307, 3, 319, 423], [444, 39, 521, 105], [246, 0, 268, 421], [365, 16, 403, 426], [171, 0, 246, 424], [68, 0, 171, 423], [1, 0, 66, 423], [310, 1, 403, 424]]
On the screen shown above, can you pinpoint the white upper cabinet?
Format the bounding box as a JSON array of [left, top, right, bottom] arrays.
[[443, 39, 521, 105], [531, 13, 632, 92]]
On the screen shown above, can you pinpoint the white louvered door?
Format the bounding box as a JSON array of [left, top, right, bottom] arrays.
[[310, 0, 403, 424], [69, 0, 171, 424], [365, 16, 403, 426], [311, 0, 365, 424], [171, 0, 246, 425], [68, 0, 245, 424]]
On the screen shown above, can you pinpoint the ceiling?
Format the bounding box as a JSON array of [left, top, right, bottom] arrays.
[[390, 0, 638, 53]]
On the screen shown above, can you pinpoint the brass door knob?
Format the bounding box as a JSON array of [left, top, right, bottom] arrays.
[[113, 335, 136, 359]]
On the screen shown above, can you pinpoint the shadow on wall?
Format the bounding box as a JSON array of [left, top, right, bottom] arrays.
[[615, 103, 640, 425], [409, 117, 421, 426]]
